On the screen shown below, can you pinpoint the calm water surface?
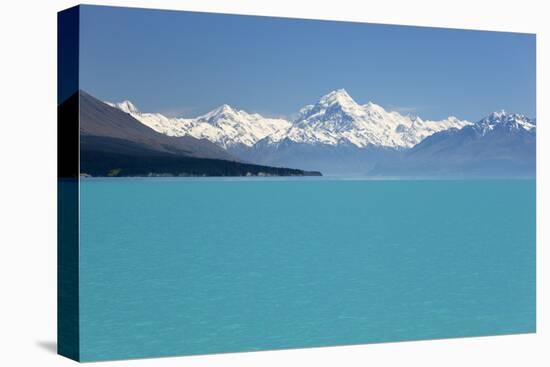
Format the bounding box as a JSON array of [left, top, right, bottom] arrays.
[[79, 178, 535, 361]]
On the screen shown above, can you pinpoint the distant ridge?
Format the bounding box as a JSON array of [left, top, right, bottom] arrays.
[[107, 88, 470, 150], [80, 90, 233, 160], [105, 90, 535, 177], [371, 111, 536, 177], [68, 91, 321, 177]]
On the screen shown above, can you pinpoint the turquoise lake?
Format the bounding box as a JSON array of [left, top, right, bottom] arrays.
[[79, 178, 536, 361]]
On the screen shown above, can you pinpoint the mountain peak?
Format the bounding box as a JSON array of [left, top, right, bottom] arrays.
[[200, 104, 238, 122], [488, 110, 507, 120], [476, 110, 535, 134], [211, 104, 235, 114], [319, 88, 356, 106], [482, 110, 532, 124], [332, 88, 351, 97], [105, 100, 140, 114], [117, 100, 139, 114]]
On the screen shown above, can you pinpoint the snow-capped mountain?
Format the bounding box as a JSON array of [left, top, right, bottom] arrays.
[[79, 91, 317, 177], [277, 89, 470, 148], [107, 88, 470, 150], [472, 110, 535, 135], [107, 101, 291, 149], [371, 110, 536, 177], [108, 100, 140, 115], [106, 91, 534, 176], [188, 105, 291, 148]]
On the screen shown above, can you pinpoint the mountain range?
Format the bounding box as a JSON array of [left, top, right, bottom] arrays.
[[108, 89, 470, 150], [107, 89, 536, 177], [372, 111, 536, 177], [71, 91, 321, 177]]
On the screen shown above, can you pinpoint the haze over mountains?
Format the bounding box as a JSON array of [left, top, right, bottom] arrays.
[[107, 89, 536, 177], [372, 111, 536, 177]]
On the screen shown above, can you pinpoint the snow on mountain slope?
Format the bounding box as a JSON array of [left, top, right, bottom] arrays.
[[107, 100, 140, 115], [279, 89, 471, 148], [105, 101, 196, 136], [107, 89, 470, 150], [188, 105, 291, 148], [472, 110, 535, 135], [369, 110, 536, 177], [107, 101, 291, 149]]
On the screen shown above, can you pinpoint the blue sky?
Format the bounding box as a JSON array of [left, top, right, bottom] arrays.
[[79, 5, 536, 121]]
